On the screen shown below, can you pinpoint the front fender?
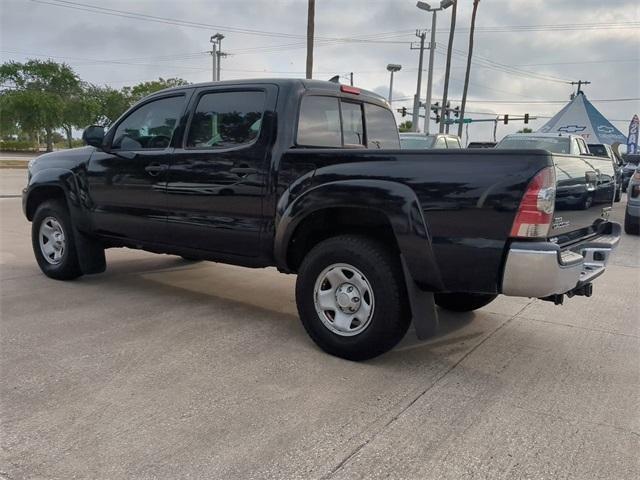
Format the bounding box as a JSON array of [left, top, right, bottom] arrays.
[[274, 179, 444, 290]]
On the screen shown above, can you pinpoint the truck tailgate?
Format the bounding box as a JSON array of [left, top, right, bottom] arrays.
[[550, 154, 614, 244]]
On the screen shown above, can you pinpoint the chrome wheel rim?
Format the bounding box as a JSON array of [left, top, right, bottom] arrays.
[[313, 263, 375, 337], [39, 216, 66, 265]]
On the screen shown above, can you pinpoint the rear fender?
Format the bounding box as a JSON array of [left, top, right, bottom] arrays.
[[274, 179, 444, 291]]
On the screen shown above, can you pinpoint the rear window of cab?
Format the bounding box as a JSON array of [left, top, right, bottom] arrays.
[[296, 95, 399, 149]]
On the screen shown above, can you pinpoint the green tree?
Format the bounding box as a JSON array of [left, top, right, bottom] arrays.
[[0, 60, 81, 151], [122, 77, 189, 103], [517, 127, 533, 133], [398, 120, 413, 132]]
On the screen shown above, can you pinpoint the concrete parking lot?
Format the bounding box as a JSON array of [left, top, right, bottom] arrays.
[[1, 169, 638, 479]]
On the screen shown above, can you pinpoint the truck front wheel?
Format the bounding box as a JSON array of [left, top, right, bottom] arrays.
[[434, 292, 497, 312], [32, 200, 83, 280], [295, 235, 410, 361]]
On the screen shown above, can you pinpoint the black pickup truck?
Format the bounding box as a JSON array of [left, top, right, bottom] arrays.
[[23, 79, 620, 360]]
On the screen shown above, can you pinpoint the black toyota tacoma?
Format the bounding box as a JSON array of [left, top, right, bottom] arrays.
[[23, 79, 620, 360]]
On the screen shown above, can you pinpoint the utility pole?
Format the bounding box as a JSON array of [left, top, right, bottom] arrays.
[[350, 72, 354, 86], [410, 30, 427, 132], [570, 80, 591, 95], [306, 0, 315, 79], [440, 0, 457, 134], [424, 10, 437, 135], [458, 0, 480, 138]]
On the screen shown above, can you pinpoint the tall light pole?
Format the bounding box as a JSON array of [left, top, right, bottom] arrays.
[[387, 64, 402, 103], [416, 0, 455, 135], [440, 0, 457, 133]]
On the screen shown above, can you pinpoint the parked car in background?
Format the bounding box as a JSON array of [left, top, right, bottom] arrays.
[[467, 141, 497, 149], [621, 154, 640, 192], [588, 143, 623, 202], [496, 133, 615, 210], [625, 167, 640, 235], [399, 133, 462, 149]]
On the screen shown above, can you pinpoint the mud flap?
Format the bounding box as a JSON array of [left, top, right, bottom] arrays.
[[401, 255, 438, 340], [73, 228, 106, 275]]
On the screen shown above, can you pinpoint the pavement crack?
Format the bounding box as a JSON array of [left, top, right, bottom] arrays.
[[519, 316, 640, 339], [321, 299, 535, 479]]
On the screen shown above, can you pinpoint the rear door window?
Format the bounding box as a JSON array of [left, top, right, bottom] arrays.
[[341, 101, 364, 146], [187, 90, 265, 149], [297, 96, 342, 147], [365, 103, 400, 149]]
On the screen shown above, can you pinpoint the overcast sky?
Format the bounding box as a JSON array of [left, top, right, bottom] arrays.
[[1, 0, 639, 143]]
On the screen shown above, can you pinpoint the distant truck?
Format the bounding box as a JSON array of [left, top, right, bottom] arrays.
[[399, 133, 462, 149], [497, 133, 616, 210], [23, 79, 620, 360]]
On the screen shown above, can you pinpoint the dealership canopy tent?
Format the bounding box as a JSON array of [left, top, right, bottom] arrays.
[[538, 91, 627, 144]]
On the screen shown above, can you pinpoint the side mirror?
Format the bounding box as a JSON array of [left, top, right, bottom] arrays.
[[82, 125, 105, 149]]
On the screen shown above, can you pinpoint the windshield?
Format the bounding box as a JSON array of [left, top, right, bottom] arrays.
[[399, 136, 435, 149], [497, 136, 571, 154], [588, 144, 608, 157]]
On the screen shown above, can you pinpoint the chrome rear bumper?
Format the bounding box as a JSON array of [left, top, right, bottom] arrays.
[[501, 223, 621, 298]]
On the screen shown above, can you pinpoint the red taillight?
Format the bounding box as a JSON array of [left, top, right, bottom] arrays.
[[340, 85, 360, 95], [510, 166, 556, 238]]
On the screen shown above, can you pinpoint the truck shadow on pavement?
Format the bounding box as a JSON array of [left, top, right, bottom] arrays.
[[79, 253, 489, 365]]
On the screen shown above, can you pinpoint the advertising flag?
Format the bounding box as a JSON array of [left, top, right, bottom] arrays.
[[628, 115, 639, 155]]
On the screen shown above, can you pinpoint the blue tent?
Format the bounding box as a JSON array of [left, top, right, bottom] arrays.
[[538, 92, 626, 145]]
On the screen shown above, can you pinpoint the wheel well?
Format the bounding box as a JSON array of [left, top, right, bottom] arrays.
[[26, 186, 66, 220], [286, 207, 400, 273]]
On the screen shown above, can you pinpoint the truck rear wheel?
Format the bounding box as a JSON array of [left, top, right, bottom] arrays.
[[32, 200, 83, 280], [434, 292, 497, 312], [295, 235, 410, 361]]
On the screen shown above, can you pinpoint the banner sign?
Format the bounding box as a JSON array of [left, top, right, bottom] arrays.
[[628, 115, 639, 155]]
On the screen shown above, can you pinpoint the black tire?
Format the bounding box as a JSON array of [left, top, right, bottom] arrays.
[[615, 186, 622, 203], [434, 292, 498, 312], [295, 235, 410, 361], [625, 211, 640, 235], [31, 200, 83, 280]]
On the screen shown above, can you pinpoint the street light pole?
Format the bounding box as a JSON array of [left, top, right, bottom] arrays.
[[417, 1, 455, 135], [387, 64, 401, 103]]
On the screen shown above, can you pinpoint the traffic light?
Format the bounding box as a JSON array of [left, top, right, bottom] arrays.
[[524, 113, 529, 124], [432, 102, 440, 123], [454, 106, 460, 118], [397, 106, 408, 117], [503, 114, 509, 125]]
